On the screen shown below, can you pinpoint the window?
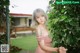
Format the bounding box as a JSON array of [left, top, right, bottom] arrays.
[[12, 18, 20, 26]]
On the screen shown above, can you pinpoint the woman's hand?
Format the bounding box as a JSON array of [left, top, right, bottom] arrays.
[[59, 46, 67, 53]]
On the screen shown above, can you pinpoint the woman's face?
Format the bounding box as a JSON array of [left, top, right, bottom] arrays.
[[36, 15, 46, 25]]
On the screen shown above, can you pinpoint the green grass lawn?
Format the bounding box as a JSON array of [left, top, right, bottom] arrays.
[[10, 35, 37, 51]]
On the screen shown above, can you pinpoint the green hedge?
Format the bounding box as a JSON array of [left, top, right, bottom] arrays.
[[0, 0, 10, 44], [48, 1, 80, 53]]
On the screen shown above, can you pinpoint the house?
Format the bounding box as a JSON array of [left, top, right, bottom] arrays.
[[10, 13, 33, 27], [10, 13, 35, 37], [0, 13, 35, 38]]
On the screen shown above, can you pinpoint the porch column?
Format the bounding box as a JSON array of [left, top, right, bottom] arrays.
[[6, 1, 10, 44]]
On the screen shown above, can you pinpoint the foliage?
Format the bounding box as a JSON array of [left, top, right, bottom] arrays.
[[0, 34, 7, 44], [0, 0, 10, 44], [48, 0, 80, 53], [10, 45, 22, 53], [0, 0, 9, 26]]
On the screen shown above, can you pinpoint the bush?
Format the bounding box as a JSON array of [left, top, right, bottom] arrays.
[[0, 34, 7, 44], [10, 45, 22, 53], [48, 1, 80, 53]]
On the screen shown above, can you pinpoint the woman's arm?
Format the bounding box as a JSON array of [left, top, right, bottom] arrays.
[[39, 40, 58, 52]]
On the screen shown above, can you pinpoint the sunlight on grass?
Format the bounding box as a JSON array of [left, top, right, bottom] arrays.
[[10, 35, 37, 51]]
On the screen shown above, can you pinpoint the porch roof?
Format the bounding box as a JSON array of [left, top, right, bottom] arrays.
[[10, 13, 32, 17]]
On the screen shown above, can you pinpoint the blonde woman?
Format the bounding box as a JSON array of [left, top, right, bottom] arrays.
[[33, 8, 67, 53]]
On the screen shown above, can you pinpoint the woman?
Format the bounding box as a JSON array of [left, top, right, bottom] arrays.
[[33, 8, 67, 53]]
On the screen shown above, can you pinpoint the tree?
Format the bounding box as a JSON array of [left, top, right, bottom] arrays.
[[48, 0, 80, 53], [0, 0, 10, 44]]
